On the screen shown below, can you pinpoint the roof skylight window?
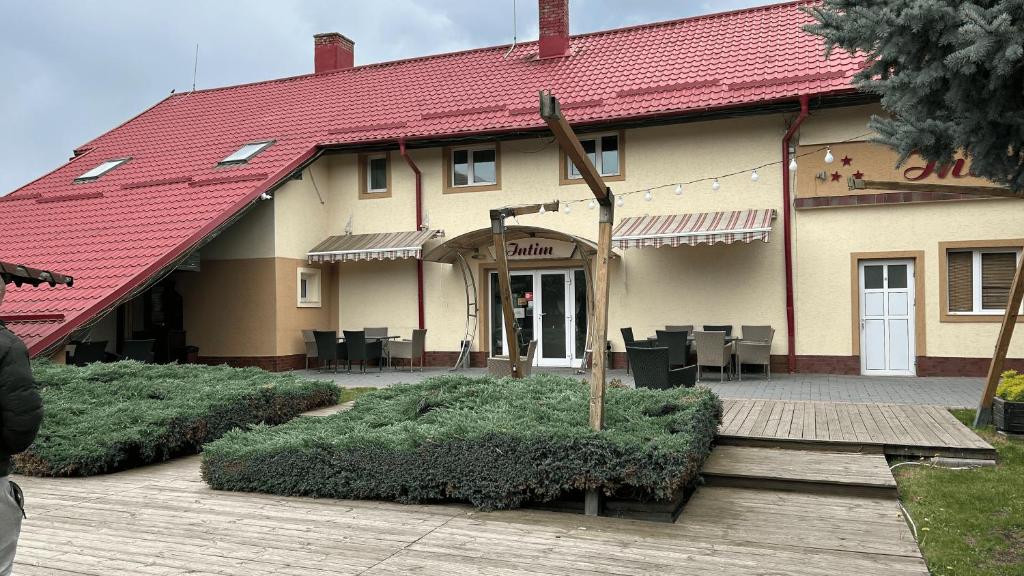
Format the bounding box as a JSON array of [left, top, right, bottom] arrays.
[[74, 158, 129, 182], [219, 141, 273, 165]]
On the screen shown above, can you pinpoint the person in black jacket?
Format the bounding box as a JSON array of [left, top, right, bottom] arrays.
[[0, 281, 43, 575]]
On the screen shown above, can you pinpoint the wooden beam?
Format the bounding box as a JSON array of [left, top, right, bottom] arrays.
[[491, 217, 523, 379], [540, 90, 614, 517], [848, 178, 1022, 200], [540, 91, 610, 204], [975, 251, 1024, 427]]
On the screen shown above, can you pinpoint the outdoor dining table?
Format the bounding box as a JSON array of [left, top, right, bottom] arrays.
[[337, 335, 401, 368]]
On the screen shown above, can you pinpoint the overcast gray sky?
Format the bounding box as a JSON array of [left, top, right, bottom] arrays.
[[0, 0, 778, 194]]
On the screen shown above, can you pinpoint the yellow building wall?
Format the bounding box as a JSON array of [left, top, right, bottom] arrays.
[[276, 113, 793, 354], [794, 200, 1024, 359], [794, 107, 1024, 360]]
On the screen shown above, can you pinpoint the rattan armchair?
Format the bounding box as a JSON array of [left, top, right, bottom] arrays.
[[301, 330, 318, 370], [621, 327, 637, 374], [120, 339, 155, 363], [313, 330, 342, 372], [703, 324, 733, 337], [344, 330, 383, 373], [655, 329, 689, 368], [487, 340, 537, 378], [695, 331, 733, 382], [390, 329, 426, 371], [627, 346, 697, 389], [69, 341, 108, 366], [737, 326, 774, 380]]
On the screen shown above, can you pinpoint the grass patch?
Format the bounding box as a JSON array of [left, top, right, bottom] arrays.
[[201, 374, 722, 511], [16, 361, 338, 477], [894, 409, 1024, 576], [338, 387, 376, 404]]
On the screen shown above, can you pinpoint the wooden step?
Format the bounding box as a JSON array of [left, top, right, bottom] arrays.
[[702, 446, 897, 497]]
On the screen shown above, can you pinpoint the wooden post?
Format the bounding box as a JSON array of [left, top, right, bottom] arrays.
[[488, 202, 560, 379], [490, 216, 522, 378], [975, 252, 1024, 427], [589, 203, 613, 431], [540, 90, 613, 516]]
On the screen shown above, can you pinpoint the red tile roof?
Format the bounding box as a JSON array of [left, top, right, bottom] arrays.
[[0, 0, 860, 355]]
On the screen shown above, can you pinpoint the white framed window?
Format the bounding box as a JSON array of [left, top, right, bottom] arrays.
[[947, 248, 1021, 314], [366, 154, 388, 192], [74, 158, 130, 182], [567, 133, 620, 179], [450, 145, 497, 187], [297, 267, 322, 308], [219, 141, 273, 165]]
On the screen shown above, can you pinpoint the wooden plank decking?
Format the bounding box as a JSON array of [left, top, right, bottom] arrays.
[[719, 399, 995, 459], [702, 446, 897, 496], [13, 455, 928, 575]]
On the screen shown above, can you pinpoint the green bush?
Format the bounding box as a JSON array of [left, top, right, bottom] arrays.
[[15, 361, 338, 477], [997, 371, 1024, 402], [201, 374, 722, 511]]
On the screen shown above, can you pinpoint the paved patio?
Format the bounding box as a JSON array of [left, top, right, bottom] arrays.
[[298, 367, 986, 408]]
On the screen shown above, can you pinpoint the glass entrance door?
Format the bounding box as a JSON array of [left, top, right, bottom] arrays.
[[489, 269, 587, 368], [538, 271, 569, 366]]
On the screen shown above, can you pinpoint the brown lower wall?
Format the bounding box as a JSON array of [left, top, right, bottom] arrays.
[[198, 354, 307, 372], [195, 351, 1024, 377]]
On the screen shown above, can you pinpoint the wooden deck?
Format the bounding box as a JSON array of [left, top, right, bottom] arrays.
[[703, 446, 897, 496], [719, 399, 996, 459], [13, 455, 928, 575]]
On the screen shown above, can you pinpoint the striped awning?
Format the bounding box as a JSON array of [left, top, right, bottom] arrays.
[[307, 229, 442, 263], [612, 209, 776, 249]]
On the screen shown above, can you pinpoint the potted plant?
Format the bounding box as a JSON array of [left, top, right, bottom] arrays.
[[994, 370, 1024, 434]]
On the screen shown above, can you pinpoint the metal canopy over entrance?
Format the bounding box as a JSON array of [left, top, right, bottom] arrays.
[[422, 226, 607, 264], [423, 226, 613, 371]]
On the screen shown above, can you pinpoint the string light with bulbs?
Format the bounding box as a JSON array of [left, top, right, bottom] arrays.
[[526, 133, 871, 213]]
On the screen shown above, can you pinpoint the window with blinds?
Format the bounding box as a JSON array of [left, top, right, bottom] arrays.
[[947, 248, 1019, 314]]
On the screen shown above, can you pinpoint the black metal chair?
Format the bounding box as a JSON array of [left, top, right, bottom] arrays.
[[655, 330, 689, 368], [343, 330, 383, 373], [703, 324, 733, 337], [626, 346, 697, 389], [70, 341, 108, 366], [121, 339, 155, 363], [313, 330, 341, 372]]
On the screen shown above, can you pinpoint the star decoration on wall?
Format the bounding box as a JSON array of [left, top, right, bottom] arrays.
[[830, 171, 841, 182], [853, 170, 864, 179], [841, 155, 853, 166]]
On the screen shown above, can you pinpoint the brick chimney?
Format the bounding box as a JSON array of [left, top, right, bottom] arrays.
[[314, 33, 354, 74], [537, 0, 570, 59]]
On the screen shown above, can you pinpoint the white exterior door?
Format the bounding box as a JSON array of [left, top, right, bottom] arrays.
[[491, 269, 584, 368], [859, 259, 916, 376]]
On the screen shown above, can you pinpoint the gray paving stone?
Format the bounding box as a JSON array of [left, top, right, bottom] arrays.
[[295, 367, 985, 408]]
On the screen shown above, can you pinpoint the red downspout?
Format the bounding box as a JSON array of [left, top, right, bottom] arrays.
[[782, 95, 810, 373], [399, 138, 426, 331]]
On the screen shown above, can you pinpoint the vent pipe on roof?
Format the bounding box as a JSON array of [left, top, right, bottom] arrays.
[[537, 0, 570, 59], [314, 32, 355, 74]]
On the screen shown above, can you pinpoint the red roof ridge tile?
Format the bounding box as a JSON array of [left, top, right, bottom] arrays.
[[326, 122, 409, 135], [187, 172, 270, 187], [35, 191, 105, 204], [121, 176, 194, 190]]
